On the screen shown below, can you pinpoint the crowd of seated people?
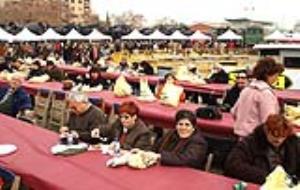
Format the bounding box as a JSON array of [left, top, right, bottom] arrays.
[[0, 42, 298, 187]]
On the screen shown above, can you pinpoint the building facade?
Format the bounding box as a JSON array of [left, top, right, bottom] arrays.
[[0, 0, 97, 25], [64, 0, 92, 24]]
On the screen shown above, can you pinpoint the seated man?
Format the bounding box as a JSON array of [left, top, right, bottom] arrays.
[[222, 72, 248, 112], [0, 75, 32, 117], [60, 92, 107, 144], [225, 114, 300, 184]]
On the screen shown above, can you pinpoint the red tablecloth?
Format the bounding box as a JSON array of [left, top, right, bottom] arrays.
[[58, 65, 300, 101], [275, 89, 300, 102], [58, 65, 88, 75], [88, 91, 235, 137], [0, 80, 235, 137], [0, 80, 237, 137], [0, 114, 259, 190]]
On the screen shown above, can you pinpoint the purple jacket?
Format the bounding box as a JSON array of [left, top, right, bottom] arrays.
[[231, 80, 280, 137]]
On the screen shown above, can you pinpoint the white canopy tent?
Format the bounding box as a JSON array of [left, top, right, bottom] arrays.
[[264, 30, 289, 41], [13, 27, 40, 42], [87, 29, 112, 41], [40, 28, 64, 41], [189, 31, 211, 41], [0, 27, 14, 42], [217, 29, 242, 41], [122, 29, 146, 40], [64, 28, 86, 40], [145, 30, 169, 40], [169, 30, 188, 40]]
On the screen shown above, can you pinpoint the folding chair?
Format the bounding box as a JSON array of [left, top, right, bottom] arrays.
[[48, 91, 69, 131]]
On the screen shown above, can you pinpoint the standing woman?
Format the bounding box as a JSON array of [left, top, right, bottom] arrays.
[[232, 57, 284, 138], [153, 110, 207, 169]]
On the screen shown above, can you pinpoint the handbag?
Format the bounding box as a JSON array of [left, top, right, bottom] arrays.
[[196, 106, 223, 120]]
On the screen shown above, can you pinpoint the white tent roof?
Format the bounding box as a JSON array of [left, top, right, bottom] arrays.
[[122, 29, 145, 40], [13, 28, 40, 42], [145, 30, 169, 40], [189, 31, 211, 41], [40, 28, 64, 41], [253, 43, 300, 50], [87, 29, 112, 41], [217, 29, 242, 41], [0, 27, 14, 42], [169, 30, 188, 40], [64, 28, 86, 40], [264, 30, 288, 41]]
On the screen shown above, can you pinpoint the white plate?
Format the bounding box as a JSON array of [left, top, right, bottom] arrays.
[[0, 144, 17, 156]]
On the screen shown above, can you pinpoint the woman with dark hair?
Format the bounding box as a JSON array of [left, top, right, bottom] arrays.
[[83, 66, 109, 89], [27, 60, 45, 79], [108, 101, 153, 151], [225, 114, 300, 184], [153, 110, 207, 169], [232, 57, 284, 138], [139, 61, 154, 75]]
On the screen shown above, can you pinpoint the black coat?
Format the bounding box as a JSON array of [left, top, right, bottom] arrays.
[[209, 70, 229, 84], [83, 77, 110, 90], [107, 119, 153, 151], [225, 125, 300, 184], [154, 129, 207, 169], [222, 85, 243, 112]]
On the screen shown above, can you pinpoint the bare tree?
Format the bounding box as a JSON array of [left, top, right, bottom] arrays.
[[112, 11, 146, 29]]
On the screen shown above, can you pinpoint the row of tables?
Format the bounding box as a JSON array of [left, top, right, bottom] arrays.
[[14, 80, 235, 138], [59, 65, 300, 101], [0, 114, 259, 190]]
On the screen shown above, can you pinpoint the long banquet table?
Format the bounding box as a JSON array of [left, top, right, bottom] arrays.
[[1, 80, 299, 138], [58, 65, 300, 101], [2, 79, 300, 138], [0, 114, 259, 190], [14, 81, 235, 138]]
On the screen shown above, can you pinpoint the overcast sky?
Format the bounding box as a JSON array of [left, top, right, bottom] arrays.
[[90, 0, 300, 29]]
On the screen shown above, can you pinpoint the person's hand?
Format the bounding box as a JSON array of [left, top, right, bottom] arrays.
[[91, 128, 100, 138], [70, 130, 79, 138], [59, 126, 69, 134]]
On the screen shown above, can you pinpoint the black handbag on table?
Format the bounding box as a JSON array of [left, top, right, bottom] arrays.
[[196, 106, 223, 120]]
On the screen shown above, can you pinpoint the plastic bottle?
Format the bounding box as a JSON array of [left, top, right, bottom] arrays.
[[112, 138, 121, 157]]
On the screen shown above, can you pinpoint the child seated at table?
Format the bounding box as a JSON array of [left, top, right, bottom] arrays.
[[155, 73, 185, 103]]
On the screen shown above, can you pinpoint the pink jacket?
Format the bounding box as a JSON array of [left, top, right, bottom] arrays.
[[231, 80, 280, 137]]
